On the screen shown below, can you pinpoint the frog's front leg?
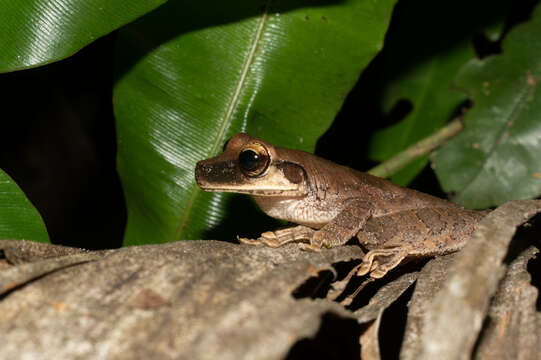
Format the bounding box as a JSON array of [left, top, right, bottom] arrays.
[[238, 225, 315, 247], [299, 199, 372, 252]]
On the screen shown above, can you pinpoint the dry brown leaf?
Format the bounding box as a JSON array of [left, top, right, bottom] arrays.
[[360, 312, 383, 360], [0, 240, 361, 360], [2, 200, 540, 359], [414, 200, 541, 360], [353, 271, 418, 323], [475, 246, 541, 360], [400, 254, 458, 360]]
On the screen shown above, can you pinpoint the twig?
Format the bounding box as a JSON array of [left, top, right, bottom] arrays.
[[368, 118, 463, 178]]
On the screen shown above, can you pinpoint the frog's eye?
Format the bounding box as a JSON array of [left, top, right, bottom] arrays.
[[238, 143, 270, 177]]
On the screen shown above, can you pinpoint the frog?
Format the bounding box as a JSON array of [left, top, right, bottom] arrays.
[[195, 133, 485, 278]]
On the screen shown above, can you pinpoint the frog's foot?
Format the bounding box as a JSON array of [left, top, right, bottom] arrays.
[[237, 236, 264, 246], [356, 246, 408, 279], [238, 225, 315, 248], [298, 243, 322, 252], [298, 228, 342, 252]]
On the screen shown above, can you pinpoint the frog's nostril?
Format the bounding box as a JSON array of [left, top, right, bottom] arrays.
[[195, 162, 205, 175]]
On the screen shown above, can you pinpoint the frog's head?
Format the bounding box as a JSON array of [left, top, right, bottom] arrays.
[[195, 133, 309, 197]]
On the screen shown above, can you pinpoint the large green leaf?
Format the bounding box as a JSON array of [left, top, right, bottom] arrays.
[[0, 0, 167, 73], [0, 169, 49, 242], [433, 4, 541, 209], [114, 0, 397, 245], [367, 0, 509, 185]]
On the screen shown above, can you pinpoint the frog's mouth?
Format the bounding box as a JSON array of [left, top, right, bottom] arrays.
[[195, 159, 307, 197]]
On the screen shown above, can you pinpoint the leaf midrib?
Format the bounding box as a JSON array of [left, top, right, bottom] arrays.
[[174, 3, 270, 240]]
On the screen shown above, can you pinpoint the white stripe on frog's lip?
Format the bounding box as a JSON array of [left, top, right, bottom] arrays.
[[198, 186, 305, 196]]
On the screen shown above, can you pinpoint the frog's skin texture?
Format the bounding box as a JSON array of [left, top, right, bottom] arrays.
[[195, 133, 486, 278]]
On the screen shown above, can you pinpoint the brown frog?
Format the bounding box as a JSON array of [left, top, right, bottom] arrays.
[[195, 133, 486, 278]]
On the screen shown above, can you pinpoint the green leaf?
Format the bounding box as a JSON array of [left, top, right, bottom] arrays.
[[433, 5, 541, 209], [0, 169, 49, 242], [0, 0, 167, 73], [368, 42, 472, 185], [114, 0, 397, 245], [366, 0, 508, 185]]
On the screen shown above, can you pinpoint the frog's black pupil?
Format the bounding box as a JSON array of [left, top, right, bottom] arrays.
[[239, 150, 259, 170]]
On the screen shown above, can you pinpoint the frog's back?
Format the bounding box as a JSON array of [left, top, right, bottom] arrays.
[[349, 168, 461, 212], [274, 145, 464, 219]]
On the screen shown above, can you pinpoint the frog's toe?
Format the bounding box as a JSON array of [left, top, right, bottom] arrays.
[[356, 261, 371, 276], [260, 234, 284, 248], [299, 243, 322, 252], [370, 267, 390, 279], [357, 248, 408, 279], [238, 236, 263, 246], [238, 231, 286, 247]]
